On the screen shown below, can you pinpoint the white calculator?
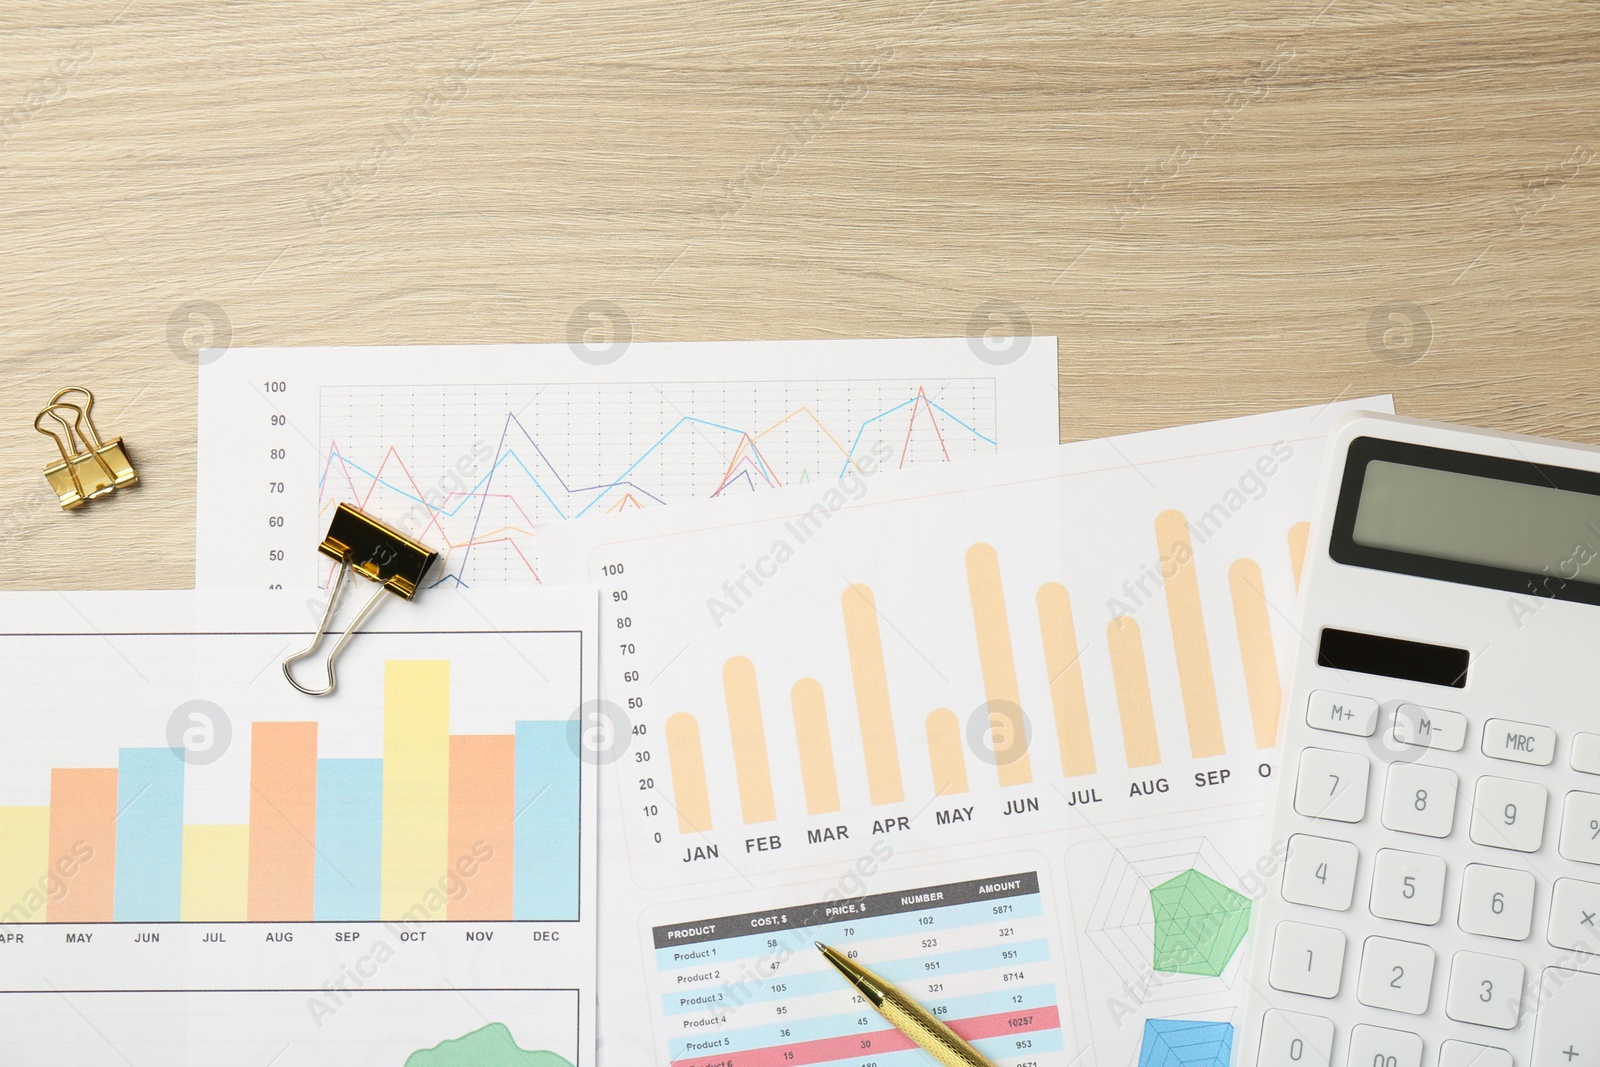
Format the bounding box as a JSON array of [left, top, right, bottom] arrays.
[[1242, 412, 1600, 1067]]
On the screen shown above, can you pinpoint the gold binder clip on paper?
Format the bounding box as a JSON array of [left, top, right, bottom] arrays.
[[282, 503, 438, 697], [33, 387, 138, 509]]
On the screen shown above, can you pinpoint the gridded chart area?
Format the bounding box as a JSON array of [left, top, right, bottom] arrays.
[[1077, 837, 1251, 991], [316, 379, 1000, 586], [1137, 1018, 1236, 1067]]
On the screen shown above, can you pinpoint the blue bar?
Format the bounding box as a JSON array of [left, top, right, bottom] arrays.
[[514, 721, 580, 920], [113, 747, 185, 921], [314, 758, 383, 921]]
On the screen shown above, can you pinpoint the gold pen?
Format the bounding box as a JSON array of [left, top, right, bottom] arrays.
[[815, 942, 1000, 1067]]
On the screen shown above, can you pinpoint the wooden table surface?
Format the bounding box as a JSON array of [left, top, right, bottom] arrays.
[[2, 1, 1596, 590]]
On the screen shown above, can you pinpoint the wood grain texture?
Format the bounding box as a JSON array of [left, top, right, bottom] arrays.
[[2, 0, 1597, 590]]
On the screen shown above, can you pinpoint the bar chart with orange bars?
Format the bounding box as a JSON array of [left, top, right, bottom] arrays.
[[0, 660, 581, 925], [659, 515, 1312, 836]]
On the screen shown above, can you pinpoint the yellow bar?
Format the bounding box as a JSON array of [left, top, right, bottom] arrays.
[[1153, 510, 1225, 759], [841, 585, 905, 805], [791, 679, 840, 815], [1288, 522, 1311, 589], [665, 713, 713, 833], [1229, 559, 1283, 749], [964, 543, 1032, 785], [1107, 617, 1161, 768], [925, 709, 968, 796], [382, 660, 451, 920], [723, 657, 776, 824], [181, 825, 249, 922], [1037, 582, 1094, 777], [0, 807, 49, 925]]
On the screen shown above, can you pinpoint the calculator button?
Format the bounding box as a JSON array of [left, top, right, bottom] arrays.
[[1439, 1041, 1513, 1067], [1294, 749, 1370, 823], [1444, 951, 1525, 1029], [1572, 732, 1600, 775], [1558, 790, 1600, 865], [1457, 864, 1536, 941], [1282, 835, 1358, 911], [1369, 849, 1447, 926], [1347, 1024, 1423, 1067], [1391, 702, 1467, 751], [1355, 936, 1435, 1015], [1381, 763, 1458, 838], [1531, 967, 1600, 1067], [1256, 1009, 1333, 1067], [1482, 717, 1556, 765], [1547, 878, 1600, 950], [1268, 920, 1346, 998], [1470, 776, 1548, 852], [1306, 690, 1379, 736]]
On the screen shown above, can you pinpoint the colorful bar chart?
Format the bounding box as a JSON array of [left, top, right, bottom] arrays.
[[0, 659, 581, 924], [651, 872, 1062, 1067], [659, 515, 1300, 833]]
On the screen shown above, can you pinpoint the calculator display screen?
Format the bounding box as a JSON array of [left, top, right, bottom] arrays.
[[1355, 461, 1600, 579], [1331, 437, 1600, 605]]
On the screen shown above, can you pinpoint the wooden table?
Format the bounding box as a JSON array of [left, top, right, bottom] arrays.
[[3, 0, 1597, 589]]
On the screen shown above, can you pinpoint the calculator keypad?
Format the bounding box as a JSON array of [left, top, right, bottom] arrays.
[[1443, 951, 1523, 1029], [1258, 687, 1596, 1065], [1468, 776, 1547, 852], [1456, 864, 1535, 941], [1482, 718, 1556, 765], [1355, 936, 1435, 1015], [1268, 921, 1347, 998], [1546, 878, 1600, 950], [1557, 790, 1600, 864], [1381, 763, 1458, 838], [1368, 848, 1446, 925], [1281, 835, 1359, 911], [1257, 1009, 1334, 1067], [1294, 748, 1369, 823], [1348, 1024, 1423, 1067]]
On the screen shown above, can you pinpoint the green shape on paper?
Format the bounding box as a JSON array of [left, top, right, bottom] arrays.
[[403, 1023, 574, 1067], [1149, 868, 1251, 977]]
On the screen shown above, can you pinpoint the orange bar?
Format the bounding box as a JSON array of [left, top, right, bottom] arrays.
[[1229, 559, 1283, 749], [925, 709, 968, 796], [723, 658, 776, 824], [448, 735, 514, 920], [842, 585, 905, 805], [1153, 510, 1225, 758], [964, 544, 1032, 785], [248, 721, 318, 921], [1288, 522, 1311, 589], [791, 680, 840, 815], [1037, 583, 1094, 777], [46, 768, 117, 923], [665, 713, 713, 833], [1108, 616, 1161, 768]]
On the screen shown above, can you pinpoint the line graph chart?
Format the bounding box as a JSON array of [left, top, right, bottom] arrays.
[[195, 338, 1060, 592], [317, 380, 1001, 586]]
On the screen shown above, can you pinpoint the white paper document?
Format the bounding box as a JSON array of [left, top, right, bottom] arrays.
[[0, 587, 600, 1067], [537, 397, 1393, 1067], [195, 337, 1059, 591]]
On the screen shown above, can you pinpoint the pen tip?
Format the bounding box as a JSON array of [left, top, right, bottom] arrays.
[[814, 941, 826, 951]]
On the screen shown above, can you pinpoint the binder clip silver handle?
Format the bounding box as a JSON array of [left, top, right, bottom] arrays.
[[282, 503, 438, 697]]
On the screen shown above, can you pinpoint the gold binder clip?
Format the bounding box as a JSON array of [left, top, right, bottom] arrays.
[[282, 503, 438, 696], [34, 387, 138, 509]]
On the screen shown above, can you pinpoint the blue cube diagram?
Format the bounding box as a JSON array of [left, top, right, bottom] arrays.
[[1136, 1019, 1234, 1067]]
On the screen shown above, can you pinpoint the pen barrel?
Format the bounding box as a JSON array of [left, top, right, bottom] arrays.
[[878, 995, 996, 1067]]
